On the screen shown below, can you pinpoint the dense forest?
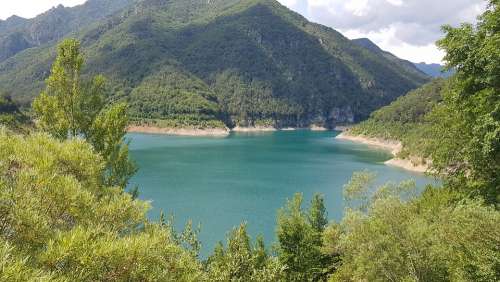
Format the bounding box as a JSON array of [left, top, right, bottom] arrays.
[[0, 0, 429, 129], [0, 0, 498, 281], [350, 78, 446, 162]]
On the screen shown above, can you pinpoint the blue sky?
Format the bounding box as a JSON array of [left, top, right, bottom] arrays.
[[0, 0, 486, 63]]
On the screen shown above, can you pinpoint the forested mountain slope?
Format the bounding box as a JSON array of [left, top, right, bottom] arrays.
[[349, 78, 445, 160], [0, 0, 430, 128], [0, 0, 134, 63]]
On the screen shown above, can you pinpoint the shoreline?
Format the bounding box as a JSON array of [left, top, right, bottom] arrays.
[[128, 125, 429, 173], [128, 125, 335, 135], [127, 125, 231, 137], [231, 126, 278, 132], [232, 125, 329, 132], [335, 132, 429, 173]]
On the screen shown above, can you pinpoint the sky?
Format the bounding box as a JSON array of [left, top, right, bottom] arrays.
[[0, 0, 486, 64]]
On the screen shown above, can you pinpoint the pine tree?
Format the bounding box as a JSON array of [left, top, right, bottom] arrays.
[[33, 39, 136, 188]]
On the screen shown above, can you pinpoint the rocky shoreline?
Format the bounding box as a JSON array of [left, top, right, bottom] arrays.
[[128, 126, 429, 173], [128, 125, 332, 135], [231, 126, 278, 132], [127, 125, 231, 137], [335, 132, 429, 173]]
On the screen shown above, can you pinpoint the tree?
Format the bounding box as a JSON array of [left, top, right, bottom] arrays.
[[0, 131, 203, 281], [33, 39, 136, 188], [0, 92, 30, 131], [433, 0, 499, 203], [205, 224, 284, 281], [326, 171, 500, 282], [276, 193, 333, 281], [309, 194, 328, 233]]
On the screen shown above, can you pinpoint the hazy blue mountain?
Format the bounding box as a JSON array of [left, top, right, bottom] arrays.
[[351, 38, 454, 78], [414, 62, 454, 78]]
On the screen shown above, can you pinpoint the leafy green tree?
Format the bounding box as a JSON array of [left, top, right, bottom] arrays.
[[327, 171, 500, 282], [433, 0, 499, 202], [0, 130, 203, 281], [276, 193, 333, 281], [33, 39, 136, 188], [0, 92, 30, 131], [309, 194, 328, 233], [206, 223, 284, 281]]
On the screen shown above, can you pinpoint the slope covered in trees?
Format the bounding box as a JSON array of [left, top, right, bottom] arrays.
[[0, 0, 429, 129], [0, 0, 134, 63], [350, 78, 446, 160]]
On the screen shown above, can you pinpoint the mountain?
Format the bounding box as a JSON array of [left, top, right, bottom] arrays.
[[0, 0, 430, 129], [351, 38, 454, 79], [351, 38, 384, 53], [0, 0, 134, 63], [414, 62, 454, 78], [351, 38, 428, 79]]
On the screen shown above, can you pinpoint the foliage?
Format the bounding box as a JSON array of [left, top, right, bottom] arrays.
[[431, 0, 499, 203], [350, 78, 445, 161], [326, 171, 500, 282], [127, 65, 225, 128], [205, 224, 284, 281], [33, 39, 136, 188], [1, 1, 498, 281], [350, 0, 499, 202], [0, 93, 30, 132], [276, 193, 338, 281], [0, 130, 204, 281]]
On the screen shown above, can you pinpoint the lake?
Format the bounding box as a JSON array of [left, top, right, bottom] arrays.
[[128, 130, 437, 256]]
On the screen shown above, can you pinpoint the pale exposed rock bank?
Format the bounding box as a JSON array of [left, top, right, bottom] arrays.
[[336, 132, 429, 173], [336, 132, 403, 155], [384, 158, 428, 173], [310, 125, 328, 131], [232, 125, 329, 132], [231, 126, 278, 132], [127, 125, 230, 137], [128, 124, 335, 136]]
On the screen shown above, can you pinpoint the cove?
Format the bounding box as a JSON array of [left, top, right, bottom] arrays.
[[128, 130, 437, 256]]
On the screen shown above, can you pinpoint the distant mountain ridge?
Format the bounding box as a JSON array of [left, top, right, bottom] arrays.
[[352, 38, 453, 78], [414, 62, 454, 78], [0, 0, 430, 129], [351, 38, 428, 77], [0, 0, 134, 62]]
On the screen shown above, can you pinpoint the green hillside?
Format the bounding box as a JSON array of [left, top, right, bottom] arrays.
[[0, 0, 134, 62], [0, 0, 429, 128], [350, 78, 445, 160]]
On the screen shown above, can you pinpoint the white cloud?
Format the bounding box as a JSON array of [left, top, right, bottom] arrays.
[[279, 0, 486, 63], [342, 28, 446, 63], [0, 0, 86, 20]]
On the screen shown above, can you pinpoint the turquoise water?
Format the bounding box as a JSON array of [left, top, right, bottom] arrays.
[[128, 130, 437, 256]]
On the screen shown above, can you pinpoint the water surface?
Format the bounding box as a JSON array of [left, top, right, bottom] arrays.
[[129, 131, 436, 256]]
